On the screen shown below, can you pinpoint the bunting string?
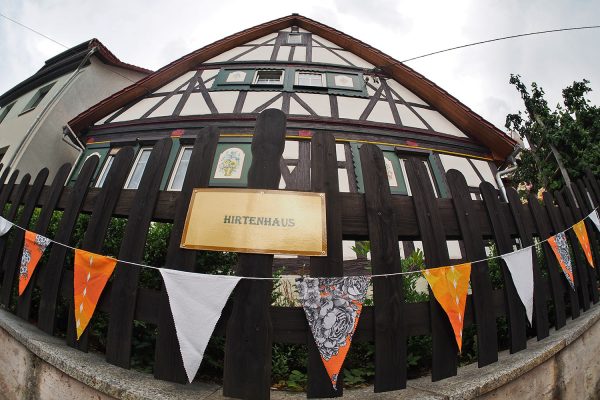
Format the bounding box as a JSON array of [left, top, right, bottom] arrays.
[[0, 207, 598, 280]]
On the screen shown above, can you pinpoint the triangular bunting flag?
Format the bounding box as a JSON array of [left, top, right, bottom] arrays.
[[18, 231, 51, 295], [0, 216, 12, 236], [589, 210, 600, 233], [548, 232, 575, 290], [423, 263, 471, 352], [573, 220, 595, 268], [296, 276, 369, 389], [74, 249, 117, 339], [160, 269, 241, 383], [501, 247, 534, 324]]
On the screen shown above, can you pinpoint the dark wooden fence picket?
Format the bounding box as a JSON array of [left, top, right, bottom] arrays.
[[446, 170, 498, 367], [223, 109, 286, 400], [479, 183, 528, 353], [37, 156, 99, 334], [505, 187, 549, 339], [556, 189, 591, 310], [154, 127, 219, 383], [405, 157, 457, 381], [0, 169, 47, 306], [105, 138, 173, 368], [304, 132, 345, 399], [66, 147, 136, 350], [360, 144, 406, 392], [16, 163, 71, 320], [0, 110, 596, 399], [527, 193, 567, 329]]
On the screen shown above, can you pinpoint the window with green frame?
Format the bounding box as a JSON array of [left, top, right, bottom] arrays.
[[351, 143, 448, 197], [210, 67, 368, 98]]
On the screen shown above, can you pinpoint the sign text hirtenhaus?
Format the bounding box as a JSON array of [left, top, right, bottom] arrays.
[[181, 189, 327, 256]]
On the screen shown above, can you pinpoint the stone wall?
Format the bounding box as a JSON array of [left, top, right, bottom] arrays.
[[0, 304, 599, 399]]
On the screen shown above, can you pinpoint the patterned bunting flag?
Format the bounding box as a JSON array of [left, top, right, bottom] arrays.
[[589, 210, 600, 233], [18, 231, 51, 295], [423, 263, 471, 352], [0, 216, 12, 236], [160, 269, 241, 383], [73, 249, 118, 339], [501, 247, 534, 324], [573, 220, 595, 268], [548, 232, 575, 289], [296, 276, 369, 389]]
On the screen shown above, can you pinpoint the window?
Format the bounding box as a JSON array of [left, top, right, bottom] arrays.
[[253, 70, 284, 85], [21, 82, 55, 114], [168, 146, 193, 191], [95, 155, 114, 188], [333, 74, 355, 88], [296, 72, 324, 87], [226, 71, 247, 83], [0, 102, 16, 124], [287, 33, 303, 45], [125, 148, 152, 189]]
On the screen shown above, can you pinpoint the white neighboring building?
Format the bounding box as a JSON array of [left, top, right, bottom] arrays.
[[0, 39, 151, 181]]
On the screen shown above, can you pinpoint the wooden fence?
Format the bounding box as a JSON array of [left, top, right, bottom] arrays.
[[0, 108, 598, 399]]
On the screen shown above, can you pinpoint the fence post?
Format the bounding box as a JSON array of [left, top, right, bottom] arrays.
[[65, 147, 135, 350], [527, 193, 567, 329], [360, 143, 406, 392], [405, 157, 457, 381], [479, 182, 527, 353], [16, 163, 71, 319], [37, 156, 99, 334], [154, 127, 219, 383], [223, 109, 286, 399], [446, 169, 498, 367], [303, 132, 344, 398], [505, 187, 549, 339], [0, 169, 47, 306]]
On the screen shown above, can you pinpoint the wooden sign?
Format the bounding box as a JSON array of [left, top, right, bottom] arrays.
[[181, 189, 327, 256]]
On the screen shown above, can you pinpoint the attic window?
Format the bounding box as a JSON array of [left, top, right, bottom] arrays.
[[253, 70, 284, 85], [21, 82, 56, 114], [296, 72, 324, 87], [0, 101, 16, 124], [287, 33, 303, 45]]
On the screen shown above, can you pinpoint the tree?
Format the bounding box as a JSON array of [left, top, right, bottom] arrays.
[[505, 75, 600, 191]]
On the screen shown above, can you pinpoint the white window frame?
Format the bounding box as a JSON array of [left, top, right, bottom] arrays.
[[95, 155, 115, 188], [253, 70, 284, 85], [295, 71, 325, 87], [167, 146, 193, 191], [124, 147, 152, 189]]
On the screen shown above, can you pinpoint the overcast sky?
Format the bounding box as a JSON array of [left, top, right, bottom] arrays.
[[1, 0, 599, 131]]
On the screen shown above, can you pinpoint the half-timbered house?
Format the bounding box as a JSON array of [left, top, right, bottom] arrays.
[[68, 14, 517, 266]]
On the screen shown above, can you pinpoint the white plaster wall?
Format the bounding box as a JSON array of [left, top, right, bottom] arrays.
[[439, 154, 497, 188], [11, 58, 147, 181]]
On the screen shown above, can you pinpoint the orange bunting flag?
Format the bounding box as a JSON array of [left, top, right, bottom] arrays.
[[423, 263, 471, 352], [73, 249, 117, 339], [573, 220, 594, 268], [19, 231, 51, 295]]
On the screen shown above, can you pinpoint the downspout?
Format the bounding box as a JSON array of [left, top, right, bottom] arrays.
[[64, 122, 86, 181], [5, 46, 98, 172], [495, 145, 522, 202]]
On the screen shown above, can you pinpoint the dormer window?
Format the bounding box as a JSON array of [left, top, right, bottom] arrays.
[[253, 70, 284, 85], [296, 72, 325, 87]]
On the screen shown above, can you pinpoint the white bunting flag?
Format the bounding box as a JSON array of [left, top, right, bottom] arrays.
[[501, 246, 534, 324], [160, 269, 241, 383], [590, 210, 600, 233], [0, 217, 12, 236]]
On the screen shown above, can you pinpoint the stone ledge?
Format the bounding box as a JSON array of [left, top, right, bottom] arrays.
[[0, 303, 599, 399]]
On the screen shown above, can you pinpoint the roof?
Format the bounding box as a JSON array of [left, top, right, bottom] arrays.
[[0, 39, 152, 107], [69, 15, 516, 160]]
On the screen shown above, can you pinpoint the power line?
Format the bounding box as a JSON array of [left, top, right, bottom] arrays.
[[401, 25, 600, 63], [0, 12, 68, 49], [0, 12, 139, 84]]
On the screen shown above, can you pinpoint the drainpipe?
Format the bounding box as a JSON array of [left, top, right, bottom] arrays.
[[495, 145, 522, 202], [5, 46, 97, 173], [63, 123, 86, 181]]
